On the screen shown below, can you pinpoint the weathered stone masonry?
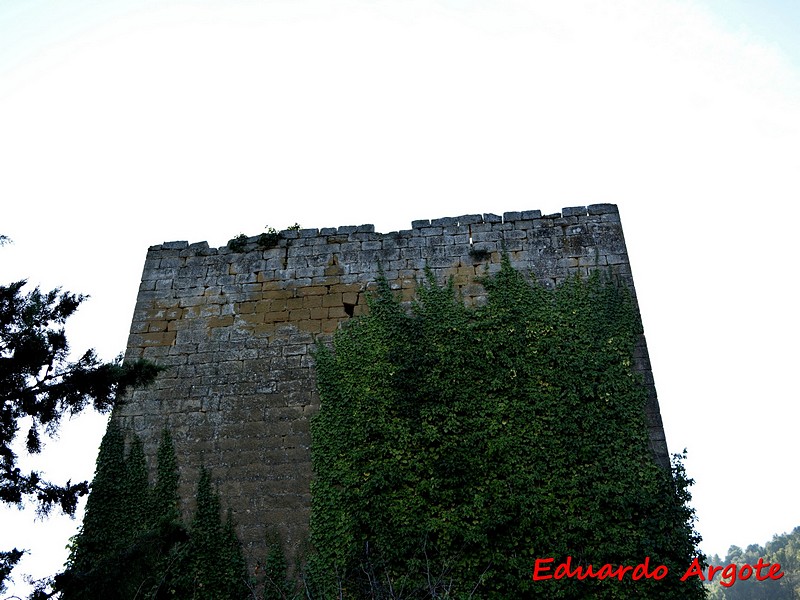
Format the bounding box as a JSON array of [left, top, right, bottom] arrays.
[[116, 203, 667, 570]]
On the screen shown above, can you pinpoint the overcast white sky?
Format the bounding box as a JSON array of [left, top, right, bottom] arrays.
[[2, 0, 799, 596]]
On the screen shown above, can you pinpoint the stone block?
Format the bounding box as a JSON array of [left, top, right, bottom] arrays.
[[501, 229, 526, 240], [148, 320, 169, 332], [298, 285, 327, 296], [420, 227, 444, 237], [442, 225, 470, 236], [454, 214, 482, 225], [472, 242, 497, 253], [327, 306, 348, 319], [472, 231, 500, 243], [470, 222, 492, 233], [554, 217, 579, 227], [162, 241, 189, 250], [322, 319, 339, 333], [605, 253, 628, 265], [139, 331, 177, 346], [587, 203, 618, 215], [301, 295, 323, 309], [330, 283, 362, 294], [561, 206, 587, 217], [288, 308, 311, 321], [322, 293, 343, 307]]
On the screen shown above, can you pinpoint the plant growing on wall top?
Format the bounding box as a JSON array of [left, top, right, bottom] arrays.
[[228, 224, 301, 252], [258, 227, 280, 250], [228, 233, 248, 252]]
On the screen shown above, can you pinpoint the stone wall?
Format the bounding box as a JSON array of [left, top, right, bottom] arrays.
[[115, 203, 667, 572]]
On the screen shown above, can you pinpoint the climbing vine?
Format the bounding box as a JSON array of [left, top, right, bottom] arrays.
[[310, 257, 704, 598], [54, 424, 249, 600]]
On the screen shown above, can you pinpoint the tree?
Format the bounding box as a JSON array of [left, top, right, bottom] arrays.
[[311, 259, 705, 598], [263, 529, 293, 600], [167, 467, 250, 599], [705, 526, 800, 599], [57, 426, 189, 599], [57, 420, 141, 599], [0, 241, 162, 590], [54, 423, 255, 599]]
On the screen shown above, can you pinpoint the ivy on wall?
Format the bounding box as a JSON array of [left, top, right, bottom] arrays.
[[49, 256, 704, 599], [310, 257, 705, 599], [263, 529, 294, 600], [53, 424, 250, 600]]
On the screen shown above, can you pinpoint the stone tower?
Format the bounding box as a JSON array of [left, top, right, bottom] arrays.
[[115, 204, 667, 570]]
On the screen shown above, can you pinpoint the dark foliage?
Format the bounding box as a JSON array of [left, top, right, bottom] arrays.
[[0, 280, 161, 514], [0, 262, 162, 591], [165, 468, 250, 599], [55, 423, 176, 599], [54, 425, 249, 600], [310, 259, 705, 598], [263, 529, 293, 600], [0, 548, 24, 595], [705, 526, 800, 599]]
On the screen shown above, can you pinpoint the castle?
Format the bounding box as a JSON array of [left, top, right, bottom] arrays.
[[115, 204, 667, 569]]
